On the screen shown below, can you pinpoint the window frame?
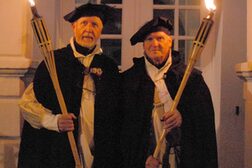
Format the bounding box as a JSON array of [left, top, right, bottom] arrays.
[[58, 0, 211, 71]]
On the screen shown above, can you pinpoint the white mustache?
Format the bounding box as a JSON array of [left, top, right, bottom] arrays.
[[150, 49, 161, 52], [82, 34, 94, 40]]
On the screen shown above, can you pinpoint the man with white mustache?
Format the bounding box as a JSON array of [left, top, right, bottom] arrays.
[[18, 3, 121, 168]]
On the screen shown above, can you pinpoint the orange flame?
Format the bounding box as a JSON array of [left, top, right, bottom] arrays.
[[205, 0, 216, 11], [28, 0, 35, 6]]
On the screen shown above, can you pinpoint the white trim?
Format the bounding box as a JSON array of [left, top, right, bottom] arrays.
[[153, 5, 201, 10], [101, 34, 122, 39]]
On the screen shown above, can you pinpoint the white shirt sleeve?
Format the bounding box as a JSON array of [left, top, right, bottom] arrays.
[[19, 83, 60, 132]]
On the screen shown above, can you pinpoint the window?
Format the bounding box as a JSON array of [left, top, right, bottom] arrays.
[[153, 0, 201, 63], [75, 0, 122, 66], [71, 0, 202, 69]]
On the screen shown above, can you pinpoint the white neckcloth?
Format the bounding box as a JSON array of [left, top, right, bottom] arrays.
[[144, 51, 176, 168], [70, 37, 102, 168]]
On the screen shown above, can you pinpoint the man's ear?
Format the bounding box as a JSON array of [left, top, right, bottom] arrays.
[[143, 42, 146, 48], [71, 23, 75, 30]]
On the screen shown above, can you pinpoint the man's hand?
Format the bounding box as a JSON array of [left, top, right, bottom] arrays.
[[57, 113, 76, 132], [145, 155, 160, 168], [161, 109, 182, 132]]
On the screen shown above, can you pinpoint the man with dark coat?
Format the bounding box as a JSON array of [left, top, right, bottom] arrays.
[[18, 3, 120, 168], [120, 17, 218, 168]]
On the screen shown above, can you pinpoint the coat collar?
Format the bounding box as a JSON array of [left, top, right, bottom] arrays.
[[132, 50, 201, 78], [133, 50, 182, 75]]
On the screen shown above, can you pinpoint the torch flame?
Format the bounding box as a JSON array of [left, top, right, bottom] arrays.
[[205, 0, 216, 11], [28, 0, 35, 7]]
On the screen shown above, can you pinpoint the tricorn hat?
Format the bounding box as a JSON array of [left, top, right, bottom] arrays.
[[64, 3, 116, 25], [130, 17, 173, 46]]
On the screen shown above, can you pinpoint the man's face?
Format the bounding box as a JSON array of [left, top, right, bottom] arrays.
[[143, 31, 172, 66], [72, 16, 103, 49]]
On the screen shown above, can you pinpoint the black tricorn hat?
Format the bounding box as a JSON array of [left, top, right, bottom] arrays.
[[64, 3, 116, 25], [130, 17, 173, 46]]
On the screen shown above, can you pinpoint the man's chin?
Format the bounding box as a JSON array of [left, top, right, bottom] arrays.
[[78, 42, 96, 49], [153, 57, 165, 65]]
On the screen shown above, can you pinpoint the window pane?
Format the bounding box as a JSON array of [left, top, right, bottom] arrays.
[[154, 9, 174, 35], [179, 40, 200, 66], [179, 0, 201, 5], [154, 0, 175, 5], [101, 0, 122, 3], [75, 0, 88, 4], [179, 9, 200, 36], [75, 0, 96, 5], [102, 9, 122, 34], [101, 39, 121, 65]]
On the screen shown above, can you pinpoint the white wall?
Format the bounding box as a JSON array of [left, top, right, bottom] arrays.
[[248, 0, 252, 60], [31, 0, 58, 65], [217, 0, 246, 167]]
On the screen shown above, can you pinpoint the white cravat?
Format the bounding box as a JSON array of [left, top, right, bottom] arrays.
[[70, 37, 102, 168], [145, 51, 176, 168]]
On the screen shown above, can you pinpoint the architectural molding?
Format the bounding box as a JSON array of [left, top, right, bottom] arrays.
[[235, 62, 252, 81], [0, 57, 31, 77]]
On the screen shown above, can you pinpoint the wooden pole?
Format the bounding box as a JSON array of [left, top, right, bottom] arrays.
[[153, 12, 214, 159], [31, 17, 82, 168]]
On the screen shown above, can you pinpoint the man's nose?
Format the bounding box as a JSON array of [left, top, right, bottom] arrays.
[[151, 39, 159, 46], [85, 23, 93, 32]]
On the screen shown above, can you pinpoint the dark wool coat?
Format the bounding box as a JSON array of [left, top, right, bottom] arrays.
[[120, 51, 218, 168], [18, 44, 121, 168]]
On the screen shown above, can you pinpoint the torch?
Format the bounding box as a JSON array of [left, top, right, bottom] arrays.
[[28, 0, 82, 167], [153, 0, 216, 159]]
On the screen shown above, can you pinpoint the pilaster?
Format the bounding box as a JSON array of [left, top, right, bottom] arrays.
[[0, 0, 32, 167], [235, 62, 252, 168], [0, 57, 31, 168]]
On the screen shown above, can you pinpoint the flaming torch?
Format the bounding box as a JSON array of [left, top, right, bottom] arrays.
[[28, 0, 81, 167], [153, 0, 216, 159]]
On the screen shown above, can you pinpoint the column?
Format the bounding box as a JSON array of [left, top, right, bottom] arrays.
[[235, 0, 252, 167], [0, 0, 31, 167]]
